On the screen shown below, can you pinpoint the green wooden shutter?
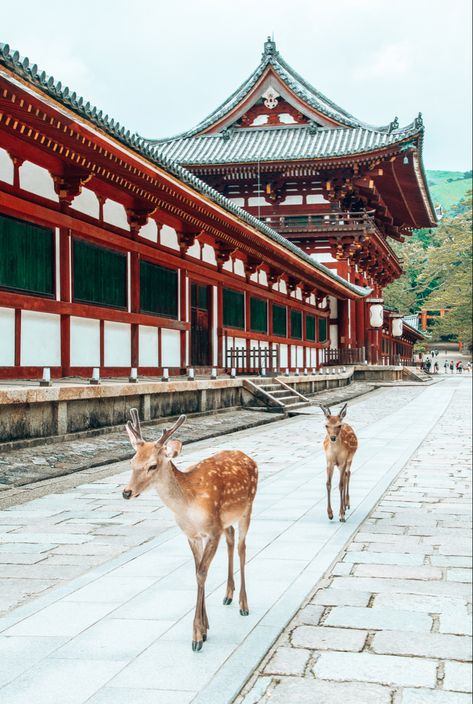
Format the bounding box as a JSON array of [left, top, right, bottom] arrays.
[[272, 303, 287, 337], [318, 317, 328, 342], [291, 310, 302, 339], [73, 239, 126, 308], [223, 288, 245, 328], [0, 213, 54, 296], [140, 261, 178, 318], [250, 297, 267, 333], [306, 314, 316, 341]]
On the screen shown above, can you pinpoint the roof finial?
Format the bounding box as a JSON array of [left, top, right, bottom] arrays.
[[262, 35, 277, 59]]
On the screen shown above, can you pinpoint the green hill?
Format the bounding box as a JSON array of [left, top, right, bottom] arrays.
[[426, 170, 472, 214]]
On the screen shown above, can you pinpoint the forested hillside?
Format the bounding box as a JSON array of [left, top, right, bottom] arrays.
[[383, 171, 472, 347]]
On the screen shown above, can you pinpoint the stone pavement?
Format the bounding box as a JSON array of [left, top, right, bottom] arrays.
[[0, 381, 373, 496], [0, 379, 469, 704], [237, 375, 472, 704]]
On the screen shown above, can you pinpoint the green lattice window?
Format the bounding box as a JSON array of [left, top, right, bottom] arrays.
[[291, 310, 302, 339], [318, 317, 328, 342], [140, 261, 178, 318], [0, 213, 54, 296], [272, 303, 287, 337], [250, 297, 267, 333], [73, 239, 126, 308], [223, 288, 245, 329], [306, 314, 316, 341]]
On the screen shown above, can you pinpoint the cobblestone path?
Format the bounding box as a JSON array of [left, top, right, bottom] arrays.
[[237, 376, 472, 704]]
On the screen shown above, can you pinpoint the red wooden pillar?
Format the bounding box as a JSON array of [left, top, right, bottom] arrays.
[[130, 252, 140, 369], [355, 299, 366, 356], [217, 282, 224, 369], [60, 227, 71, 376], [180, 268, 188, 371], [338, 299, 349, 348], [245, 291, 251, 372]]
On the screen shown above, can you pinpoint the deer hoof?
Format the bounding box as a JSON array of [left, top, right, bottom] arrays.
[[223, 597, 233, 605], [339, 516, 346, 523], [328, 514, 333, 520], [192, 640, 203, 652], [202, 633, 207, 642], [240, 608, 249, 616]]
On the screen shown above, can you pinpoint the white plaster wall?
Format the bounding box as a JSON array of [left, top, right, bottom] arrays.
[[70, 317, 100, 367], [55, 229, 60, 301], [161, 328, 180, 367], [160, 225, 179, 250], [247, 197, 266, 206], [311, 252, 336, 264], [309, 348, 317, 367], [234, 337, 246, 369], [279, 279, 287, 294], [104, 321, 131, 367], [284, 195, 303, 205], [295, 288, 302, 300], [329, 296, 338, 317], [0, 148, 14, 184], [139, 325, 158, 367], [21, 311, 61, 366], [186, 242, 201, 259], [259, 270, 268, 286], [222, 259, 233, 273], [103, 200, 129, 230], [306, 194, 328, 204], [139, 219, 158, 243], [250, 272, 258, 284], [297, 345, 304, 367], [279, 344, 288, 368], [202, 244, 217, 266], [234, 259, 245, 277], [0, 307, 15, 366], [229, 197, 245, 206], [330, 324, 339, 350], [71, 188, 100, 218], [20, 161, 58, 201]]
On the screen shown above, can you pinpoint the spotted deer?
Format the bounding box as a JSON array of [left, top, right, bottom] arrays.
[[122, 409, 258, 652], [321, 403, 358, 522]]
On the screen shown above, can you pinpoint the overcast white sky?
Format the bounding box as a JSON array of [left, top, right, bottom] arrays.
[[2, 0, 472, 171]]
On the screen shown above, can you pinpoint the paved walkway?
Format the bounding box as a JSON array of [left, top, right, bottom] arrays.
[[238, 375, 472, 704], [0, 379, 469, 703]]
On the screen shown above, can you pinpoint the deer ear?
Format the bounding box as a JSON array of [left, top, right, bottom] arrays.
[[165, 439, 182, 459], [320, 405, 331, 418], [339, 403, 348, 419], [125, 421, 142, 450]]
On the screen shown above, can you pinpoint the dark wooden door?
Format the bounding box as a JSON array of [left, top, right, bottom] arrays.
[[191, 283, 211, 366]]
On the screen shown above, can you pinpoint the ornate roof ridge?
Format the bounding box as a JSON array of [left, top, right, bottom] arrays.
[[0, 41, 371, 298]]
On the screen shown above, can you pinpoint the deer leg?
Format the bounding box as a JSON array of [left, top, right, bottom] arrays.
[[238, 511, 251, 616], [326, 462, 335, 520], [192, 535, 220, 652], [223, 526, 235, 605], [188, 538, 208, 641], [339, 467, 346, 522], [345, 459, 352, 511]]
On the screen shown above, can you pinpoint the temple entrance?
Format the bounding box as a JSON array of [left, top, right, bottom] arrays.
[[190, 282, 212, 366]]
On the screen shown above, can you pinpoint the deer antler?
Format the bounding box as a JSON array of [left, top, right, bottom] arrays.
[[156, 414, 187, 446], [127, 408, 143, 443], [320, 405, 332, 418]]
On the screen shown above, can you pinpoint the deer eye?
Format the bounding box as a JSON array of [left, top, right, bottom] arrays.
[[147, 463, 157, 472]]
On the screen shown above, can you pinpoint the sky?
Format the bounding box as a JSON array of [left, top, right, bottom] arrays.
[[1, 0, 472, 171]]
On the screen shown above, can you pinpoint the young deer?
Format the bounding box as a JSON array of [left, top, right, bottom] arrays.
[[321, 403, 358, 522], [122, 409, 258, 652]]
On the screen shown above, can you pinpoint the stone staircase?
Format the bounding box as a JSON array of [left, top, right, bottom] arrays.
[[242, 377, 311, 415], [403, 366, 434, 383]]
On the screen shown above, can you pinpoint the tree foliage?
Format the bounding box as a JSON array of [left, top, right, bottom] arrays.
[[383, 192, 472, 346]]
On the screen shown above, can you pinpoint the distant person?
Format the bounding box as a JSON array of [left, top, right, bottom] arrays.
[[467, 361, 472, 373], [434, 361, 439, 374], [457, 361, 463, 374], [444, 360, 449, 374], [425, 358, 432, 373], [449, 360, 455, 373]]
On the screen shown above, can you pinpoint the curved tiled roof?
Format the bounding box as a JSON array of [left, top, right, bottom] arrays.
[[150, 37, 404, 144], [0, 42, 371, 299], [155, 123, 423, 165]]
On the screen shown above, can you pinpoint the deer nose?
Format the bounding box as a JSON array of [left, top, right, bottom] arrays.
[[330, 436, 337, 442], [122, 489, 132, 500]]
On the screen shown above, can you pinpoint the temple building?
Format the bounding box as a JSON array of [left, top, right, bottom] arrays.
[[151, 37, 435, 364], [0, 39, 431, 380]]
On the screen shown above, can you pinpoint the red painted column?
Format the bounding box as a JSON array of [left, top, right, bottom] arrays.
[[355, 299, 366, 358], [245, 291, 251, 372], [60, 227, 71, 376], [130, 252, 140, 369], [338, 299, 349, 348], [180, 268, 188, 371], [218, 282, 224, 369]]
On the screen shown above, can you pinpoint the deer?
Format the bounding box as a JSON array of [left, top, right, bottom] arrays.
[[122, 409, 258, 652], [321, 402, 358, 522]]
